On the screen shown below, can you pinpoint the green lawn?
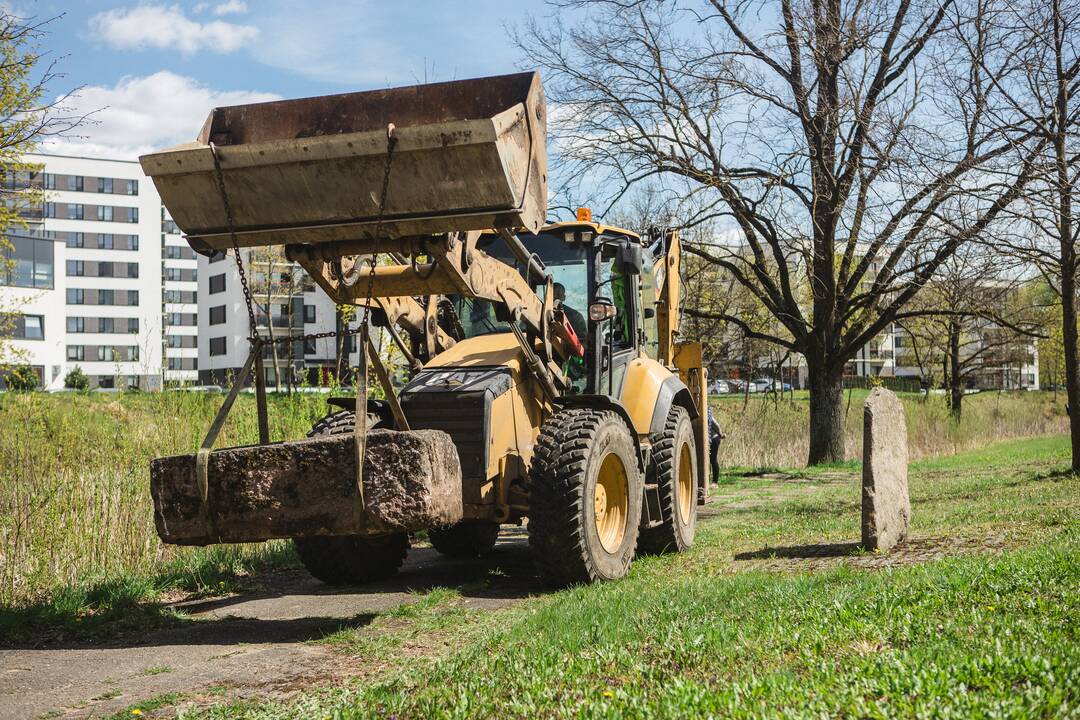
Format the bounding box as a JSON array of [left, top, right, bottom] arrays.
[[188, 434, 1080, 719]]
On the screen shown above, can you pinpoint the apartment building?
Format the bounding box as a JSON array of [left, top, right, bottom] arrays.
[[197, 247, 357, 387], [0, 153, 166, 389], [162, 209, 198, 383]]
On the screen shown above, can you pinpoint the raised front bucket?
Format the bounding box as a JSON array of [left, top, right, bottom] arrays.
[[139, 71, 548, 252]]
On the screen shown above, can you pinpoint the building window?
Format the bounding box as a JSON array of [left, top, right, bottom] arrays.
[[303, 338, 317, 355], [303, 304, 316, 323], [66, 260, 84, 277], [98, 177, 113, 194], [66, 232, 85, 248], [129, 234, 139, 250], [97, 346, 113, 362], [3, 235, 54, 289], [128, 318, 139, 334], [67, 345, 84, 361], [72, 204, 84, 220], [67, 317, 85, 333], [7, 314, 44, 340], [127, 290, 139, 306], [99, 317, 114, 333], [209, 305, 226, 325], [97, 205, 113, 222], [127, 179, 138, 195], [99, 262, 114, 278], [209, 336, 226, 356], [130, 346, 139, 361], [98, 234, 114, 250], [44, 173, 56, 190], [73, 175, 83, 192], [66, 288, 84, 305], [166, 267, 181, 281], [128, 207, 139, 223], [127, 263, 138, 279], [209, 273, 226, 294], [99, 289, 114, 306]]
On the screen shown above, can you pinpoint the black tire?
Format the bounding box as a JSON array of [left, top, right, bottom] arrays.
[[429, 522, 500, 558], [294, 533, 409, 585], [638, 406, 698, 555], [292, 410, 409, 585], [528, 408, 643, 587]]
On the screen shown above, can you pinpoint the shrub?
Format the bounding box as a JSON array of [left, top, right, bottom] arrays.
[[64, 366, 90, 391], [5, 364, 39, 392]]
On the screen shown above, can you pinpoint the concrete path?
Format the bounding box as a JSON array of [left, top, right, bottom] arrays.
[[0, 527, 541, 719]]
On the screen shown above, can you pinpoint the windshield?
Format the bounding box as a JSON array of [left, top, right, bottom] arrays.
[[445, 233, 589, 340]]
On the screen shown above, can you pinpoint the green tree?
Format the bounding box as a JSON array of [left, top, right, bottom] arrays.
[[63, 365, 88, 391], [0, 11, 83, 369], [5, 363, 36, 391]]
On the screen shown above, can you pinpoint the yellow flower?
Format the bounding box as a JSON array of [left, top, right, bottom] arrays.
[[131, 710, 143, 716], [602, 690, 614, 699]]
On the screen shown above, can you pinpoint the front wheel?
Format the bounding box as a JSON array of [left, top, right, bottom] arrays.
[[528, 408, 643, 587]]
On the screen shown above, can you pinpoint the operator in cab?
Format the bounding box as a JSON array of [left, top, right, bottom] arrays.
[[553, 282, 587, 345]]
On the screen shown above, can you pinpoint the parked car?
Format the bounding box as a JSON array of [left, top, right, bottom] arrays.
[[749, 378, 772, 393], [727, 378, 748, 392], [708, 379, 732, 394]]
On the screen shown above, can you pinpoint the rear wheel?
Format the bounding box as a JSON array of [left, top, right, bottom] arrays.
[[292, 410, 409, 585], [638, 406, 698, 554], [429, 521, 500, 557], [528, 408, 642, 587]]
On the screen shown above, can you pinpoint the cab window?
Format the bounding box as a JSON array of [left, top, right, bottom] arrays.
[[597, 244, 633, 351]]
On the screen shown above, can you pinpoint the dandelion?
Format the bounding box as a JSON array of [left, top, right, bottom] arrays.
[[602, 690, 614, 699], [131, 710, 143, 716]]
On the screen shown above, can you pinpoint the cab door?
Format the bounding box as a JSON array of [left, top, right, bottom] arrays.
[[593, 240, 640, 398]]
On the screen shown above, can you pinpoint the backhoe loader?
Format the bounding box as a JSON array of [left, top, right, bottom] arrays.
[[142, 71, 709, 587]]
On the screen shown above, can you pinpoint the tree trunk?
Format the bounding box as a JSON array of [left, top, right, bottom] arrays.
[[1052, 0, 1080, 473], [949, 320, 963, 421], [807, 359, 845, 465]]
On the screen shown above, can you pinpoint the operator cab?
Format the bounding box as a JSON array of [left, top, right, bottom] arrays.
[[443, 213, 665, 398]]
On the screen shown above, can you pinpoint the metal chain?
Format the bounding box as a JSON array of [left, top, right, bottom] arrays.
[[359, 124, 397, 347], [208, 143, 259, 342]]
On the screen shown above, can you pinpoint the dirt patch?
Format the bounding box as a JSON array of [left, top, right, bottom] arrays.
[[732, 531, 1014, 572]]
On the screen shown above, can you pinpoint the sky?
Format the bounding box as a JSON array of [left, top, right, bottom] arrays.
[[30, 0, 550, 159]]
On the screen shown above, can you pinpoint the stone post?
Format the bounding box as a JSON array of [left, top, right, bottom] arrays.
[[862, 387, 911, 551]]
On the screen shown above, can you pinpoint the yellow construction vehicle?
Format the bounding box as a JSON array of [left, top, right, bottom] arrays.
[[143, 71, 709, 587]]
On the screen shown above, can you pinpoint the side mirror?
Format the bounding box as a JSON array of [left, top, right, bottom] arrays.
[[589, 297, 617, 322], [617, 243, 643, 275]]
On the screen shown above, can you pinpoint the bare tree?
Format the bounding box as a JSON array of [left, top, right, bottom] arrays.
[[899, 246, 1042, 419], [991, 0, 1080, 470], [520, 0, 1050, 463]]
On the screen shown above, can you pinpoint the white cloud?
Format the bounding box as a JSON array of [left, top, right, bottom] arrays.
[[41, 71, 281, 160], [213, 0, 248, 15], [89, 4, 258, 55]]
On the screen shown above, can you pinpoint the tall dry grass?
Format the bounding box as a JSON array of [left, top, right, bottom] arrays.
[[0, 389, 1069, 608], [0, 391, 330, 607], [712, 389, 1070, 469]]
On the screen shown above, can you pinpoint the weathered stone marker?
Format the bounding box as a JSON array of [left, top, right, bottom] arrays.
[[862, 387, 911, 551], [151, 429, 463, 546]]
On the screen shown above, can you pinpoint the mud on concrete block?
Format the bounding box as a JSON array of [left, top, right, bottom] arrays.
[[151, 429, 463, 545], [862, 387, 911, 552]]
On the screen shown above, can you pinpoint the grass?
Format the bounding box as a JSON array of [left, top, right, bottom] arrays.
[[0, 390, 331, 609], [711, 388, 1068, 468], [186, 434, 1080, 719]]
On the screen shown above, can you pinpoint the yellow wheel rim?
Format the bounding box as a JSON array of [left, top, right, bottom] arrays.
[[677, 441, 694, 523], [594, 452, 629, 553]]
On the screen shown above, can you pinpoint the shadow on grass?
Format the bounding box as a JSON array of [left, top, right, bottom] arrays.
[[734, 541, 863, 561]]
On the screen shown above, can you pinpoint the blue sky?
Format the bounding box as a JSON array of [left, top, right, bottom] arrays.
[[34, 0, 550, 159]]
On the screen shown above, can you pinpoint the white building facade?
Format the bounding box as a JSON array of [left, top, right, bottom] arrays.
[[1, 153, 172, 390], [197, 248, 356, 387]]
